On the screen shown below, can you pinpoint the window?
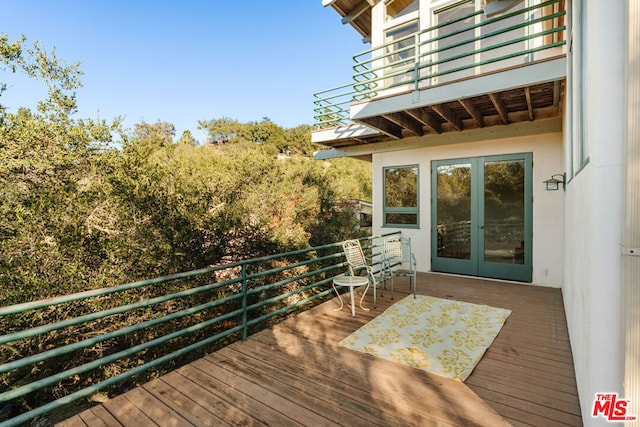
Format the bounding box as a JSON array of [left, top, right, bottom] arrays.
[[383, 165, 419, 227], [432, 0, 476, 79], [568, 0, 588, 178], [385, 19, 420, 85]]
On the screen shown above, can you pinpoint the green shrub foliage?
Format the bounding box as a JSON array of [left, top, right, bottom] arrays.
[[0, 33, 372, 306]]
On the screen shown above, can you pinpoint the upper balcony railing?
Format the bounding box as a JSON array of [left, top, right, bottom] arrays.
[[314, 0, 566, 129], [0, 233, 398, 427]]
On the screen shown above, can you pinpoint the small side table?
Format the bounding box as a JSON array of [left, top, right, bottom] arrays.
[[332, 274, 370, 317]]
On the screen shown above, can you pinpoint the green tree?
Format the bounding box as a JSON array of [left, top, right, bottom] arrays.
[[248, 117, 284, 145], [0, 34, 122, 303], [200, 116, 243, 144], [1, 33, 83, 123], [199, 117, 317, 156], [179, 129, 197, 146], [283, 124, 315, 156], [0, 34, 23, 114]]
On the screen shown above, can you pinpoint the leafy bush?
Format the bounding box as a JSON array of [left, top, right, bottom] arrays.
[[0, 34, 372, 306]]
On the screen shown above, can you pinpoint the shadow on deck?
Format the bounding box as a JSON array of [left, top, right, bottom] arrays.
[[57, 273, 582, 426]]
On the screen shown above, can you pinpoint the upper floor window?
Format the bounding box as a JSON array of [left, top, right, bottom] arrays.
[[384, 18, 420, 84], [383, 165, 420, 227], [385, 0, 419, 21], [431, 0, 476, 78]]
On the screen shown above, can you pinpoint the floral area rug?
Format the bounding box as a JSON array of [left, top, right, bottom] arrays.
[[339, 295, 511, 381]]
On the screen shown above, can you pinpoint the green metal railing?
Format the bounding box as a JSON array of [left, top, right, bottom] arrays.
[[314, 0, 566, 129], [0, 233, 399, 427]]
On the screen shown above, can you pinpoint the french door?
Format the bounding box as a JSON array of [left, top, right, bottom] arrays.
[[431, 153, 533, 282]]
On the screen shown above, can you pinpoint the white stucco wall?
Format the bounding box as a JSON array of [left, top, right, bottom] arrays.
[[562, 0, 626, 424], [371, 132, 564, 287]]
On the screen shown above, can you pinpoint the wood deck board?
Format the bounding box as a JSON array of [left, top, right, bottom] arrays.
[[101, 394, 159, 426], [122, 387, 192, 427], [224, 338, 445, 424], [82, 406, 122, 427], [196, 354, 353, 426], [235, 329, 504, 426], [469, 361, 580, 399], [142, 376, 229, 427], [57, 273, 582, 426], [183, 361, 310, 426], [466, 374, 581, 415], [56, 415, 88, 427], [203, 349, 383, 427], [472, 385, 582, 426]]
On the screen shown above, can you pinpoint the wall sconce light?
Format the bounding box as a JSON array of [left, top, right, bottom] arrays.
[[543, 173, 566, 191]]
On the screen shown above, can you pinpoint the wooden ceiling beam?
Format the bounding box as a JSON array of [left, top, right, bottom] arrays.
[[524, 87, 534, 121], [556, 80, 565, 114], [432, 104, 463, 131], [458, 98, 485, 128], [341, 0, 373, 24], [382, 112, 424, 136], [357, 116, 403, 139], [553, 80, 561, 106], [489, 93, 509, 124], [406, 108, 442, 133]]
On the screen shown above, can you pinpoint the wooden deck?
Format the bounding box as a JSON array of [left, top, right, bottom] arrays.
[[57, 273, 582, 426]]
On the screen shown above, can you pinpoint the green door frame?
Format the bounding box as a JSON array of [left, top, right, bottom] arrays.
[[431, 153, 533, 282]]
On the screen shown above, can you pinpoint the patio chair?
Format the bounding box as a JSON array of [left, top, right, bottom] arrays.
[[342, 239, 379, 307], [383, 236, 417, 299]]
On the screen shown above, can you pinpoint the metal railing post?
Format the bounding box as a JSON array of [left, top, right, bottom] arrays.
[[241, 262, 248, 341]]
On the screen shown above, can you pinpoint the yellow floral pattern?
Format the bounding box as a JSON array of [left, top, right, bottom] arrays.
[[391, 347, 430, 370], [338, 295, 511, 381]]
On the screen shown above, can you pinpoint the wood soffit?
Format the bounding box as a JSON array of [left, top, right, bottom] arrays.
[[321, 79, 566, 149]]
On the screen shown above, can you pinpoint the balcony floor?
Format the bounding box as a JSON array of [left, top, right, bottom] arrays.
[[57, 273, 582, 426]]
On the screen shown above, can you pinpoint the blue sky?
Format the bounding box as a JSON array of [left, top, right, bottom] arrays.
[[1, 1, 365, 143]]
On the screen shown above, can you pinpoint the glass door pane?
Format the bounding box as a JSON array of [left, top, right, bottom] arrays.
[[436, 163, 472, 260], [483, 159, 526, 264]]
